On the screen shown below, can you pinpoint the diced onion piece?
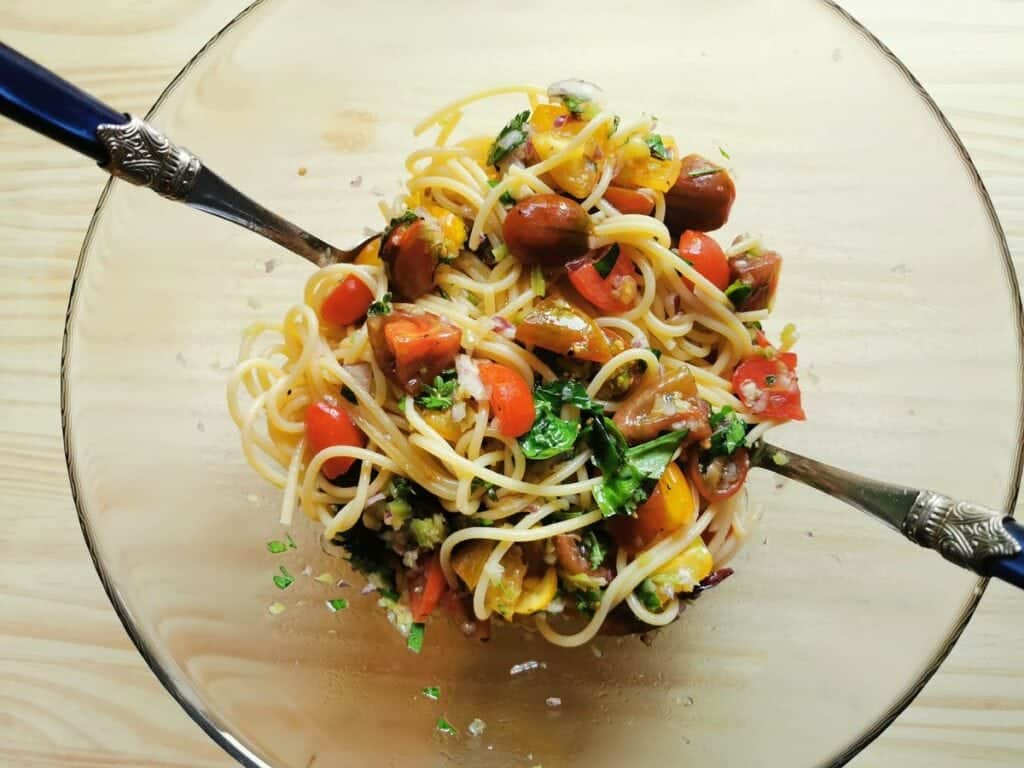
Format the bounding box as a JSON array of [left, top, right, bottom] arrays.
[[456, 354, 488, 401]]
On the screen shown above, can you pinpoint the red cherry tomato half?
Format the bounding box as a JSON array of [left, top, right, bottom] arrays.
[[477, 361, 536, 438], [409, 551, 447, 622], [687, 448, 750, 502], [320, 275, 375, 326], [305, 400, 366, 479], [567, 248, 638, 314], [678, 230, 730, 292], [731, 352, 806, 422]]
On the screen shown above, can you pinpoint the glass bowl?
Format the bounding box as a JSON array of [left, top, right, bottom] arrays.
[[62, 1, 1022, 766]]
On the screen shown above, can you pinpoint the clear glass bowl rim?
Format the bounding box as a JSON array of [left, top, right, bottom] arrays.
[[59, 2, 1024, 767]]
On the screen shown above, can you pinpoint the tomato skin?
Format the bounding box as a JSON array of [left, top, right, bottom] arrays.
[[687, 448, 750, 502], [515, 297, 612, 363], [321, 275, 374, 326], [305, 400, 366, 478], [678, 231, 730, 291], [367, 310, 462, 394], [603, 186, 655, 216], [477, 362, 536, 438], [732, 352, 806, 422], [567, 248, 637, 314], [409, 551, 447, 622]]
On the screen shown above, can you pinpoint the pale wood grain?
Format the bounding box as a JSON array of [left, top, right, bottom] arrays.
[[0, 1, 1021, 766]]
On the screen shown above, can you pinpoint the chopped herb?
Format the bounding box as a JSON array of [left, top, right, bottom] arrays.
[[575, 588, 603, 614], [408, 622, 426, 653], [719, 146, 731, 160], [266, 539, 288, 554], [268, 601, 286, 616], [644, 134, 670, 161], [422, 685, 441, 701], [435, 715, 457, 735], [272, 565, 295, 590], [463, 290, 481, 306], [650, 348, 663, 360], [415, 369, 457, 410], [772, 451, 789, 466], [687, 167, 722, 179], [314, 572, 334, 584], [637, 579, 663, 611], [396, 395, 409, 411], [326, 598, 348, 612], [608, 115, 621, 137], [582, 529, 608, 570], [437, 286, 451, 300], [487, 179, 516, 206], [334, 523, 397, 593], [471, 516, 495, 527], [368, 291, 393, 316], [487, 110, 531, 166], [380, 211, 420, 246], [708, 406, 749, 457], [530, 265, 546, 297], [585, 420, 688, 517], [519, 379, 602, 460], [724, 280, 752, 308], [286, 533, 296, 549], [341, 385, 357, 404], [472, 478, 500, 503], [765, 375, 777, 386], [562, 94, 586, 116], [745, 320, 763, 331], [593, 243, 620, 278]]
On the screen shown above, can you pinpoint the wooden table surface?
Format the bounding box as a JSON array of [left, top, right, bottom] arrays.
[[1, 2, 1022, 766]]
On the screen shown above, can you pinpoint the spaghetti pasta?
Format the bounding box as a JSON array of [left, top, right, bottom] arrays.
[[228, 80, 806, 648]]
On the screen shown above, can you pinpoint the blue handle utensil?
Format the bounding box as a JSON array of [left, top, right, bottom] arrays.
[[2, 41, 1022, 590], [0, 41, 376, 266]]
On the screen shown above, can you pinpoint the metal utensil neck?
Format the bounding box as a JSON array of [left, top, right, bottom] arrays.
[[96, 115, 200, 200]]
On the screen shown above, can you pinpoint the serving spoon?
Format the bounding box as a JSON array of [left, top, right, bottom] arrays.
[[3, 43, 1023, 591]]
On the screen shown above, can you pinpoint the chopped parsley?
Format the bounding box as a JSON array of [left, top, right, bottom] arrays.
[[644, 134, 670, 161], [519, 379, 602, 460], [637, 579, 663, 611], [408, 622, 425, 653], [719, 146, 731, 160], [585, 420, 688, 517], [487, 179, 516, 206], [708, 406, 749, 457], [472, 478, 500, 503], [368, 291, 393, 316], [724, 280, 752, 308], [575, 588, 603, 614], [415, 369, 457, 410], [266, 533, 296, 554], [582, 529, 608, 570], [422, 685, 441, 701], [334, 523, 397, 594], [272, 565, 294, 590], [593, 243, 620, 278], [380, 211, 420, 246], [608, 115, 621, 137], [325, 598, 348, 612], [487, 110, 531, 166], [341, 385, 357, 404], [562, 94, 586, 116], [687, 166, 722, 179], [435, 715, 457, 735], [765, 375, 777, 385]]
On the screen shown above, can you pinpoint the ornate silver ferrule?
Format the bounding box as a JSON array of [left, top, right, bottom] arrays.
[[96, 115, 201, 200], [903, 491, 1021, 573]]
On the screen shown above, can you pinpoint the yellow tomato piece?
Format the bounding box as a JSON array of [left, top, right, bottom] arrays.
[[422, 408, 461, 442], [532, 130, 603, 199], [514, 566, 558, 615], [656, 539, 713, 594], [616, 462, 696, 553], [425, 203, 467, 259], [450, 541, 527, 621], [614, 134, 682, 193], [530, 103, 571, 133], [354, 238, 381, 267]]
